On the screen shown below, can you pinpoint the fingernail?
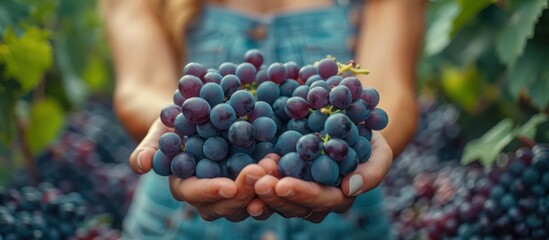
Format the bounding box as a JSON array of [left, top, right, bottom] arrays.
[[250, 209, 263, 217], [348, 174, 363, 197], [137, 151, 144, 173], [257, 188, 274, 197], [219, 190, 233, 198], [280, 189, 295, 198], [246, 174, 259, 187]]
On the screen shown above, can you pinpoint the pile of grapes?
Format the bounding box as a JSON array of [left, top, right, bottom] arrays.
[[152, 49, 388, 186], [383, 99, 549, 239]]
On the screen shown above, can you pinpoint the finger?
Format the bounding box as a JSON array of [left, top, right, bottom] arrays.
[[274, 177, 353, 212], [128, 118, 170, 174], [247, 198, 274, 220], [303, 211, 329, 223], [233, 164, 267, 201], [341, 131, 393, 197], [257, 154, 280, 177], [255, 175, 310, 218], [169, 176, 237, 205]]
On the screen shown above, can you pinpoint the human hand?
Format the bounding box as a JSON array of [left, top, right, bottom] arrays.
[[254, 132, 393, 223], [128, 118, 271, 222]]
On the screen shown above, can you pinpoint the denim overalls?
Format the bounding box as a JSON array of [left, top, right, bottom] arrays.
[[123, 1, 390, 239]]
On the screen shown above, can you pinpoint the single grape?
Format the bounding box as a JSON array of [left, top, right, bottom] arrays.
[[244, 49, 263, 69], [316, 58, 339, 79], [181, 97, 211, 125], [329, 85, 353, 110], [255, 68, 268, 85], [229, 90, 255, 117], [360, 87, 380, 109], [253, 117, 277, 141], [307, 86, 330, 110], [173, 89, 186, 106], [345, 99, 370, 123], [296, 134, 323, 161], [326, 75, 343, 87], [256, 81, 281, 105], [305, 74, 323, 86], [324, 113, 352, 139], [235, 62, 257, 84], [338, 148, 358, 175], [339, 76, 362, 100], [275, 130, 303, 155], [199, 82, 225, 107], [284, 97, 310, 119], [308, 110, 328, 132], [284, 61, 300, 80], [171, 153, 196, 179], [310, 80, 330, 92], [210, 103, 236, 130], [252, 141, 276, 162], [267, 62, 287, 84], [286, 118, 311, 135], [228, 121, 256, 147], [152, 150, 172, 176], [196, 121, 221, 138], [178, 75, 203, 98], [195, 158, 222, 179], [247, 101, 274, 123], [202, 137, 229, 162], [203, 71, 222, 84], [299, 64, 317, 83], [272, 96, 290, 121], [324, 138, 349, 162], [159, 132, 182, 157], [220, 74, 241, 98], [364, 108, 389, 131], [356, 122, 372, 141], [174, 113, 197, 136], [160, 104, 182, 128], [521, 167, 539, 185], [227, 152, 254, 179], [344, 123, 359, 146], [184, 136, 205, 160], [278, 152, 306, 179], [218, 62, 237, 76], [352, 137, 372, 163], [280, 79, 300, 97], [311, 155, 339, 185], [184, 62, 207, 80], [292, 85, 310, 99]]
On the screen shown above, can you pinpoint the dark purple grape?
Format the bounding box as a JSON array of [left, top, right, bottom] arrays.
[[152, 150, 172, 176], [292, 85, 310, 99], [256, 81, 281, 105], [311, 155, 339, 185], [364, 108, 389, 130], [284, 61, 300, 80], [307, 110, 328, 132], [298, 65, 317, 83], [199, 82, 225, 108], [329, 85, 353, 110], [178, 75, 203, 98], [184, 136, 205, 160], [309, 80, 330, 92], [499, 194, 516, 209], [174, 113, 197, 136], [326, 75, 343, 87], [284, 97, 310, 119], [522, 167, 540, 185], [255, 69, 268, 85], [296, 134, 323, 161], [272, 96, 290, 121], [316, 58, 338, 79], [228, 121, 256, 147], [338, 148, 358, 175], [280, 79, 300, 97], [203, 71, 222, 84], [218, 62, 237, 76], [345, 99, 370, 123], [220, 74, 241, 98], [286, 118, 311, 135], [181, 97, 211, 124], [278, 152, 307, 179], [360, 87, 380, 109], [252, 117, 277, 141], [324, 113, 352, 139], [235, 62, 257, 84], [253, 141, 276, 162], [339, 76, 362, 100], [209, 103, 236, 130], [248, 101, 274, 123], [173, 89, 186, 106], [267, 62, 287, 84], [196, 121, 221, 138], [305, 74, 322, 86], [275, 130, 303, 155], [203, 137, 228, 161], [184, 62, 207, 80], [230, 141, 255, 155], [357, 122, 372, 141], [352, 136, 371, 163], [244, 49, 263, 69], [324, 138, 349, 162], [227, 153, 254, 179], [195, 158, 222, 179], [228, 90, 255, 117], [171, 152, 196, 179], [307, 87, 330, 110], [160, 104, 181, 128], [159, 132, 182, 157]]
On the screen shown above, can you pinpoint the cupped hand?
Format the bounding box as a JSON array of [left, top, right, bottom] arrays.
[[254, 132, 393, 223], [128, 117, 272, 222]]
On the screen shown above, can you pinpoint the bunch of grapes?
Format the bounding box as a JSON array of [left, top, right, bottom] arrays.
[[152, 49, 388, 186], [0, 183, 89, 239]]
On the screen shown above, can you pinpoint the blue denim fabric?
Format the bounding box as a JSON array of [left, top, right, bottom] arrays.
[[123, 2, 391, 239]]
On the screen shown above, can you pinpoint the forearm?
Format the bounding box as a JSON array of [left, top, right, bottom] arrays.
[[355, 0, 426, 156]]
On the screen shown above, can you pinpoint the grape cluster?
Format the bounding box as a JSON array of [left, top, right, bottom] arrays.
[[153, 49, 388, 186], [0, 183, 89, 239]]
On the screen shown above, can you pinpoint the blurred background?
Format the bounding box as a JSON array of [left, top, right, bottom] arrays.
[[0, 0, 548, 239]]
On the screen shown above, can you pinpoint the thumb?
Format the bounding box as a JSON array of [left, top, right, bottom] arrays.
[[128, 118, 172, 174]]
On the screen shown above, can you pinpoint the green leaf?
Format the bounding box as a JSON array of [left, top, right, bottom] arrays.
[[0, 26, 52, 94], [529, 70, 549, 109], [0, 79, 19, 145], [495, 0, 548, 67], [425, 2, 460, 56], [24, 98, 64, 155], [461, 118, 515, 166], [506, 42, 547, 99], [517, 113, 549, 138], [82, 53, 108, 92], [451, 0, 495, 37]]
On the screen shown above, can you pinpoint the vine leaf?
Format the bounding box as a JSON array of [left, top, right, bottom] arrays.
[[24, 98, 65, 155], [451, 0, 495, 37], [495, 0, 548, 67]]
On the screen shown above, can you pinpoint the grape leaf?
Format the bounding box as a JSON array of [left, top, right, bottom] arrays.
[[0, 26, 52, 94], [451, 0, 495, 37], [461, 118, 514, 166], [424, 2, 460, 56], [0, 79, 19, 144], [24, 98, 64, 155], [528, 70, 549, 109], [495, 0, 548, 67], [506, 42, 546, 99], [517, 114, 548, 138]]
